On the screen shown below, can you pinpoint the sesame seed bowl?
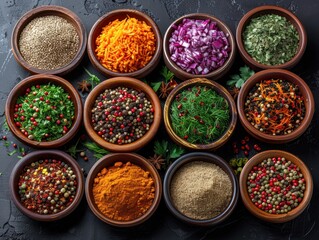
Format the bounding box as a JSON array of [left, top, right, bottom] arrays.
[[237, 69, 314, 144], [11, 5, 87, 75]]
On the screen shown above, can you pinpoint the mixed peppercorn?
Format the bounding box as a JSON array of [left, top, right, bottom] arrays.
[[91, 87, 154, 144], [247, 156, 305, 214], [18, 159, 77, 214], [14, 84, 75, 141], [244, 79, 305, 135]]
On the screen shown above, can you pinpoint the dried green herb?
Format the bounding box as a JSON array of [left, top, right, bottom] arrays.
[[83, 141, 109, 159], [170, 86, 230, 144], [227, 66, 255, 88], [243, 14, 299, 65], [83, 67, 101, 87]]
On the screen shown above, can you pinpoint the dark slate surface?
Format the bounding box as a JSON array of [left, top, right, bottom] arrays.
[[1, 0, 319, 239]]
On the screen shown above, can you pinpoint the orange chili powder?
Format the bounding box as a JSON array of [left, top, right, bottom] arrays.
[[95, 17, 156, 73], [92, 161, 155, 221]]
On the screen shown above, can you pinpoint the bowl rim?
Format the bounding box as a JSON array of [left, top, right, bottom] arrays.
[[163, 12, 236, 80], [163, 152, 239, 226], [236, 5, 307, 70], [85, 152, 162, 227], [11, 5, 87, 75], [87, 8, 162, 78], [9, 150, 85, 221], [239, 150, 313, 223], [237, 69, 315, 143], [83, 77, 162, 152], [5, 74, 83, 148], [164, 78, 237, 150]]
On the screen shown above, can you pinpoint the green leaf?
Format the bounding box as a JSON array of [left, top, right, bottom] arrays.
[[227, 66, 254, 88], [160, 66, 174, 83], [8, 150, 17, 156], [83, 67, 101, 87], [1, 120, 9, 131], [154, 140, 168, 157], [150, 82, 162, 92], [168, 146, 185, 159], [83, 141, 109, 157]]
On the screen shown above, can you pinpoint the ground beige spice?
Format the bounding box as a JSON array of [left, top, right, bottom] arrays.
[[19, 15, 79, 70], [170, 161, 232, 220]]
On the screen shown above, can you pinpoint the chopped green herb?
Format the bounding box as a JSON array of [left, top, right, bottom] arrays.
[[1, 121, 9, 131], [227, 66, 255, 89], [83, 67, 101, 87], [8, 149, 17, 156], [4, 141, 10, 147], [243, 14, 299, 65]]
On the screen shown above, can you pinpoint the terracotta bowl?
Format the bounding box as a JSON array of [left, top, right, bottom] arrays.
[[9, 150, 84, 221], [163, 152, 239, 226], [11, 5, 87, 75], [87, 9, 162, 78], [236, 5, 307, 70], [83, 77, 162, 152], [164, 78, 237, 151], [163, 13, 236, 81], [5, 74, 83, 148], [239, 150, 313, 223], [85, 153, 162, 227], [237, 69, 314, 144]]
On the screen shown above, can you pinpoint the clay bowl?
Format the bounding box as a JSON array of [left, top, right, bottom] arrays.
[[85, 153, 162, 227], [236, 5, 306, 70], [163, 13, 236, 81], [5, 74, 83, 148], [87, 9, 162, 78], [11, 5, 87, 75], [164, 78, 237, 151], [240, 150, 313, 223], [83, 77, 162, 152], [163, 152, 239, 226], [9, 150, 84, 221], [237, 69, 314, 144]]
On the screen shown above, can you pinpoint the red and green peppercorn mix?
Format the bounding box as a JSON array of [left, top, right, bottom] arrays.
[[91, 87, 154, 144], [18, 159, 77, 215], [247, 157, 305, 214], [170, 85, 230, 144], [14, 84, 75, 141], [244, 79, 305, 135]]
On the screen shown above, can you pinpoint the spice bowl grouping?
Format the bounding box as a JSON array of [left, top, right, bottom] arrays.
[[83, 77, 162, 152], [11, 5, 87, 75], [163, 13, 236, 81], [85, 153, 162, 227], [9, 150, 84, 221], [5, 74, 83, 148], [236, 5, 307, 70], [164, 78, 237, 151], [237, 69, 314, 144], [239, 150, 313, 223], [163, 152, 239, 226], [87, 9, 162, 78]]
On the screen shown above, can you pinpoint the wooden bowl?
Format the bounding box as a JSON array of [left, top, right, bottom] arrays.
[[87, 9, 162, 78], [163, 78, 237, 151], [239, 150, 313, 223], [83, 77, 162, 152], [163, 13, 236, 81], [163, 152, 239, 226], [85, 153, 162, 227], [11, 5, 87, 75], [236, 5, 307, 70], [5, 74, 83, 148], [237, 69, 314, 144], [9, 150, 84, 221]]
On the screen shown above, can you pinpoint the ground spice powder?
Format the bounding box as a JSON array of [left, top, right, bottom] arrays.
[[170, 161, 232, 220], [19, 15, 79, 70], [93, 161, 155, 221]]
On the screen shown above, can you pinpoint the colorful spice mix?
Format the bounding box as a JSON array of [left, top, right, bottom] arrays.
[[95, 17, 156, 73], [93, 161, 155, 221], [18, 159, 77, 214], [169, 18, 230, 75], [19, 15, 79, 70], [170, 161, 232, 220], [244, 79, 305, 135], [170, 86, 230, 144], [243, 14, 299, 66], [247, 157, 305, 214], [14, 84, 75, 141], [91, 87, 154, 144]]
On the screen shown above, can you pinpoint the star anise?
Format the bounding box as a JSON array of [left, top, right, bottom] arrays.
[[148, 154, 166, 170], [77, 80, 92, 93], [228, 86, 240, 100], [159, 79, 178, 99]]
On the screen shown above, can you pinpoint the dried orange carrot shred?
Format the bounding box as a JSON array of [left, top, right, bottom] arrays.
[[95, 17, 156, 73]]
